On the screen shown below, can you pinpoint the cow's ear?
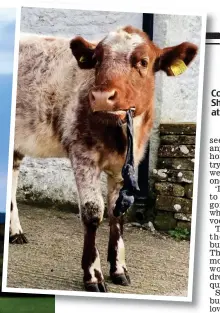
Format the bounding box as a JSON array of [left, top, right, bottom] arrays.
[[154, 42, 198, 76], [70, 36, 97, 69]]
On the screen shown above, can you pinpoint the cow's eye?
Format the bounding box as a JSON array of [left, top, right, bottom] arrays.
[[140, 59, 148, 67]]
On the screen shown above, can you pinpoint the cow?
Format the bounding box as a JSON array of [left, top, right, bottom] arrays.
[[10, 25, 198, 292]]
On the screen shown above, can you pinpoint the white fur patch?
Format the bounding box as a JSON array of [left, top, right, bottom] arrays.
[[133, 112, 147, 167], [10, 170, 23, 235], [88, 250, 104, 283], [115, 236, 127, 275], [103, 29, 143, 54]]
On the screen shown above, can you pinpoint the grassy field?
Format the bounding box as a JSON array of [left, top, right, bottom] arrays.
[[0, 296, 55, 313]]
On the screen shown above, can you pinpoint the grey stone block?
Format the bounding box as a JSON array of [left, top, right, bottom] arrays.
[[156, 195, 192, 214]]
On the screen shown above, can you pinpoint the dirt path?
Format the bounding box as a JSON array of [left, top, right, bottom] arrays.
[[6, 204, 190, 297]]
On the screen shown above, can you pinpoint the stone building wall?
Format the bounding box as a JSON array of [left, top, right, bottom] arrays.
[[153, 123, 195, 232]]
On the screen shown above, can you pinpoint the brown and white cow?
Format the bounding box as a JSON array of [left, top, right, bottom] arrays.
[[11, 25, 198, 292]]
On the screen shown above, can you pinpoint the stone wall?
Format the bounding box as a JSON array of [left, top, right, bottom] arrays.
[[150, 14, 201, 172], [17, 157, 107, 213], [153, 123, 196, 232]]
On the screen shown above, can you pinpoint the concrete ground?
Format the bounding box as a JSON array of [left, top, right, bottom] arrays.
[[6, 204, 190, 297]]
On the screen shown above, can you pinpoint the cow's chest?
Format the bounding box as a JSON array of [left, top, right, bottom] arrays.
[[102, 123, 145, 181]]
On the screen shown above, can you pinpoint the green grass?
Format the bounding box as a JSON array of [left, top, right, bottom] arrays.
[[168, 227, 190, 241], [0, 297, 55, 313]]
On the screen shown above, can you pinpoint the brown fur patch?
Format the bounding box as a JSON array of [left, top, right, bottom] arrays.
[[13, 151, 24, 170], [81, 224, 98, 282], [107, 216, 124, 273]]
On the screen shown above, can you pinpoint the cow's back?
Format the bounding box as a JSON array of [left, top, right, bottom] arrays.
[[15, 34, 81, 158]]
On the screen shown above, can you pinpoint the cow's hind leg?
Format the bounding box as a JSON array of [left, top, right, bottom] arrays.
[[10, 151, 28, 244], [107, 176, 130, 286], [70, 152, 107, 292]]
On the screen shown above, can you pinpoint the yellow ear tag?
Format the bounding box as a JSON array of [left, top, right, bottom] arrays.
[[79, 56, 87, 63], [170, 59, 187, 76]]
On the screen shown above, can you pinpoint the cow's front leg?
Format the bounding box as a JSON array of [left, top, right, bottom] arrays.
[[107, 176, 131, 286], [10, 151, 28, 244], [70, 153, 107, 292]]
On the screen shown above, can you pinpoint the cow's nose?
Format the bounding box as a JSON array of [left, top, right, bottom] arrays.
[[89, 89, 117, 111]]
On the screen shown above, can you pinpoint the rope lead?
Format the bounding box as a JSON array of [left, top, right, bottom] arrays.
[[113, 109, 140, 217]]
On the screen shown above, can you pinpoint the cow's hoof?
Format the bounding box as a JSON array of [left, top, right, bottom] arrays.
[[9, 233, 28, 244], [110, 273, 131, 286], [98, 281, 108, 292], [84, 281, 108, 292]]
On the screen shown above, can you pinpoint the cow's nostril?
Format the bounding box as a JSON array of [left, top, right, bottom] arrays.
[[109, 95, 115, 100], [108, 90, 117, 101]]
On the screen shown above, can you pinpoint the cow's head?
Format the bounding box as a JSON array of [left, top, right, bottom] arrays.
[[70, 26, 198, 122]]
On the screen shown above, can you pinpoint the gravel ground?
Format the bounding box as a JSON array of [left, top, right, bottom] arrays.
[[6, 204, 190, 298]]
